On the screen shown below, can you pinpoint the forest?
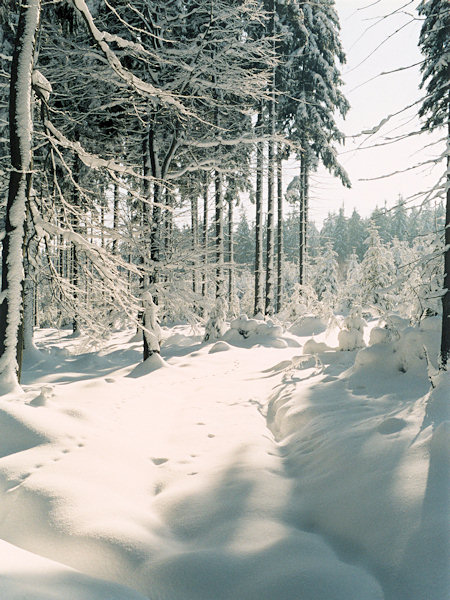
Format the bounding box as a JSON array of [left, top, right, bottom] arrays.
[[0, 1, 448, 599]]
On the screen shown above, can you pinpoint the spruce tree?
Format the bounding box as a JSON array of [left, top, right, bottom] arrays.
[[417, 0, 449, 367]]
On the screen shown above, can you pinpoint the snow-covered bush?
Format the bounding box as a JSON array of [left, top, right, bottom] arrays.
[[338, 308, 366, 351], [359, 223, 395, 311], [204, 297, 228, 342], [279, 282, 318, 323], [222, 314, 287, 348]]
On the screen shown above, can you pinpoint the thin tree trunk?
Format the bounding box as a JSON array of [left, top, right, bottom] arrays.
[[265, 139, 275, 316], [215, 171, 225, 299], [228, 184, 235, 308], [0, 0, 41, 388], [276, 146, 283, 313], [440, 133, 450, 368], [164, 186, 173, 261], [265, 0, 276, 317], [299, 149, 306, 285], [141, 130, 152, 361], [254, 110, 264, 316], [23, 208, 38, 351], [71, 155, 80, 335], [112, 182, 119, 255], [202, 172, 209, 299], [191, 192, 199, 294]]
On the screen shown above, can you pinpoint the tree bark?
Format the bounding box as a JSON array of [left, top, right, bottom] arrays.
[[201, 172, 209, 299], [440, 136, 450, 368], [191, 190, 199, 294], [0, 0, 41, 389], [254, 110, 264, 316], [227, 182, 235, 308], [265, 138, 275, 316], [276, 145, 283, 313], [299, 148, 307, 285], [214, 170, 225, 299]]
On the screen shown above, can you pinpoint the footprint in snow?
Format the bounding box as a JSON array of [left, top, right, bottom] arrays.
[[151, 457, 169, 465], [377, 417, 407, 435]]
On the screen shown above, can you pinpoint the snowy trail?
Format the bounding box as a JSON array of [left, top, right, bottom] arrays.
[[0, 323, 447, 600]]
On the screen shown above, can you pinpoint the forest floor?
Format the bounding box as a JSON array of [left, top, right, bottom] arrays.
[[0, 315, 448, 600]]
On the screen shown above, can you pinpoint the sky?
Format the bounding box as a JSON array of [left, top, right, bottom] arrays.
[[283, 0, 445, 227]]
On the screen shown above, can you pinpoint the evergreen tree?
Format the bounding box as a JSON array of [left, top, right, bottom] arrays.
[[418, 0, 449, 367], [359, 224, 395, 311], [235, 211, 254, 266], [311, 241, 340, 305]]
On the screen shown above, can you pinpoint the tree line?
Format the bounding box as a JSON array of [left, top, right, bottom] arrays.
[[0, 0, 448, 390]]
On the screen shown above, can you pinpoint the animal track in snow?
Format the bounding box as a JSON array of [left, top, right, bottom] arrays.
[[377, 417, 407, 435], [151, 457, 169, 465]]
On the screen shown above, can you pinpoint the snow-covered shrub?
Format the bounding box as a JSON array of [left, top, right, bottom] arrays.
[[359, 223, 395, 311], [279, 282, 319, 324], [222, 314, 287, 347], [369, 327, 392, 346], [310, 241, 340, 306], [338, 308, 366, 351], [289, 315, 327, 337], [303, 338, 332, 354], [204, 297, 228, 342]]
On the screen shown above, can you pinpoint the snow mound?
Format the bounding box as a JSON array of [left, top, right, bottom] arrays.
[[368, 326, 392, 345], [0, 539, 148, 600], [303, 339, 333, 354], [289, 315, 327, 337], [128, 353, 168, 377], [209, 341, 231, 353], [222, 315, 286, 348]]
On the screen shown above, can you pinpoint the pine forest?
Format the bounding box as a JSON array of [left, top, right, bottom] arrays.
[[0, 1, 448, 599]]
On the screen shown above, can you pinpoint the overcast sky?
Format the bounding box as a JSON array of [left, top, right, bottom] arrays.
[[283, 0, 445, 227]]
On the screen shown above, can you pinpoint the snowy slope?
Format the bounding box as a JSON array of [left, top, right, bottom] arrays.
[[0, 319, 448, 600]]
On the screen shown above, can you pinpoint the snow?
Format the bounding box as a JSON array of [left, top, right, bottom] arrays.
[[0, 320, 448, 600]]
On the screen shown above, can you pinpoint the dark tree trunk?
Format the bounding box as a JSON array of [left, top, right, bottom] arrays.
[[276, 146, 283, 313], [191, 192, 199, 294], [254, 110, 264, 316], [141, 130, 152, 361], [112, 183, 119, 256], [71, 154, 80, 335], [201, 172, 209, 299], [0, 0, 41, 387], [227, 183, 235, 308], [441, 153, 450, 368], [265, 138, 275, 316], [299, 148, 307, 285], [215, 171, 225, 299]]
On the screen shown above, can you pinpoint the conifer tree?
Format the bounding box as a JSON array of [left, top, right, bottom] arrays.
[[417, 0, 449, 367]]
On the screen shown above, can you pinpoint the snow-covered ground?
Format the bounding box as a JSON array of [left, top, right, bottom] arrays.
[[0, 316, 448, 600]]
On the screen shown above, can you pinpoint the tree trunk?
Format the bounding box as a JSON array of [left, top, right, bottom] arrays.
[[299, 148, 307, 285], [265, 139, 275, 316], [141, 130, 152, 361], [71, 155, 80, 335], [215, 171, 225, 299], [440, 145, 450, 368], [276, 146, 283, 313], [0, 0, 41, 389], [227, 183, 235, 308], [254, 110, 264, 316], [23, 209, 38, 351], [112, 182, 119, 255], [191, 192, 199, 294], [265, 0, 276, 317], [201, 172, 209, 299]]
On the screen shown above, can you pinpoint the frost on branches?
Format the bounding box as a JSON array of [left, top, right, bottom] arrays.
[[0, 0, 41, 393]]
